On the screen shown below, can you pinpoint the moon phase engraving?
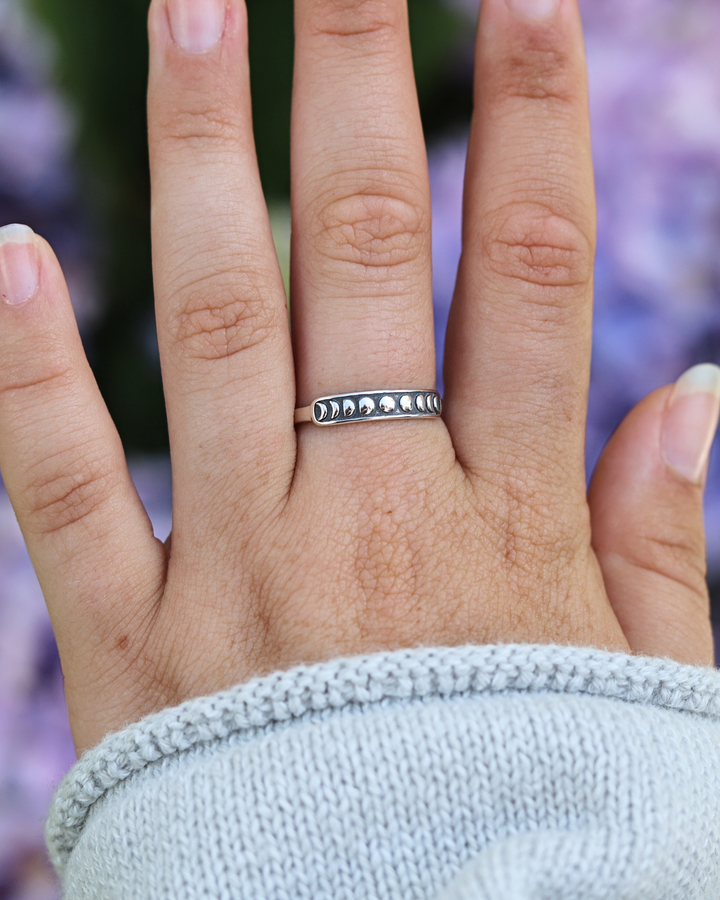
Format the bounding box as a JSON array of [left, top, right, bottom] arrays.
[[305, 391, 440, 424]]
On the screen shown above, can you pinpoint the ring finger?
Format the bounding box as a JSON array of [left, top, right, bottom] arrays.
[[147, 0, 296, 548]]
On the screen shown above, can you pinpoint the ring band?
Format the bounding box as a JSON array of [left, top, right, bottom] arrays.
[[294, 390, 442, 426]]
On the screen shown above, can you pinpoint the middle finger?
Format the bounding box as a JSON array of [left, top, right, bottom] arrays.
[[291, 0, 436, 409]]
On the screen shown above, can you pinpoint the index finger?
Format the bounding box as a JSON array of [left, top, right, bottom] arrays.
[[443, 0, 596, 496]]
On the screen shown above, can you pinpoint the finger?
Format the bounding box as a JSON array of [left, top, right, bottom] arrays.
[[444, 0, 595, 493], [588, 365, 720, 666], [291, 0, 435, 406], [147, 0, 295, 544], [0, 226, 166, 731]]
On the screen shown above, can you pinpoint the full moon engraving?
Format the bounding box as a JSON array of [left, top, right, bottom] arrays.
[[359, 397, 375, 415], [379, 396, 395, 413]]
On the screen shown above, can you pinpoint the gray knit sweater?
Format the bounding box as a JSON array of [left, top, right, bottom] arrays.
[[46, 643, 720, 898]]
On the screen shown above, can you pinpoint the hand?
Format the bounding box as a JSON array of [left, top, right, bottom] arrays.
[[0, 0, 716, 756]]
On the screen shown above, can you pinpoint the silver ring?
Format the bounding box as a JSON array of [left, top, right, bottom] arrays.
[[294, 390, 442, 426]]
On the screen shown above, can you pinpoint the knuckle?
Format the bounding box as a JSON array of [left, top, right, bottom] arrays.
[[628, 527, 708, 600], [0, 364, 74, 405], [494, 40, 577, 106], [485, 474, 586, 578], [309, 0, 398, 39], [159, 99, 241, 152], [313, 190, 430, 272], [171, 270, 282, 362], [482, 202, 593, 293], [23, 451, 116, 538]]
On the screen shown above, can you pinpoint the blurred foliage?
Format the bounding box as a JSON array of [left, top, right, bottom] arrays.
[[25, 0, 470, 452]]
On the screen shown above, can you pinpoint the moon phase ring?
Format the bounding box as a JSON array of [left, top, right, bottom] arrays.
[[294, 390, 442, 426]]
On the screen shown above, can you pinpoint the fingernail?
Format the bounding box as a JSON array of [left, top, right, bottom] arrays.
[[662, 364, 720, 485], [505, 0, 560, 21], [0, 224, 39, 306], [166, 0, 227, 53]]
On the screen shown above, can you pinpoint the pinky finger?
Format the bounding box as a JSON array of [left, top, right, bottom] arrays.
[[0, 226, 166, 721], [588, 364, 720, 667]]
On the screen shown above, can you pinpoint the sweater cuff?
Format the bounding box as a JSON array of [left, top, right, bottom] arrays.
[[46, 643, 720, 898]]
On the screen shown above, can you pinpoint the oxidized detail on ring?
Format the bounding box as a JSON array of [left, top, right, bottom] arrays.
[[294, 390, 442, 426]]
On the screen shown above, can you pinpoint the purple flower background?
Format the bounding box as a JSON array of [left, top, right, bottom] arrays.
[[4, 0, 720, 894]]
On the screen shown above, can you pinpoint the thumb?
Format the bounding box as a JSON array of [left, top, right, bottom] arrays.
[[588, 364, 720, 666]]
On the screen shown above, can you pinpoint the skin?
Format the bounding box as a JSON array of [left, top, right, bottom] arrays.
[[0, 0, 714, 756]]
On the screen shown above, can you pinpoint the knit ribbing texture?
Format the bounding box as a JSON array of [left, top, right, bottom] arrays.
[[46, 643, 720, 899]]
